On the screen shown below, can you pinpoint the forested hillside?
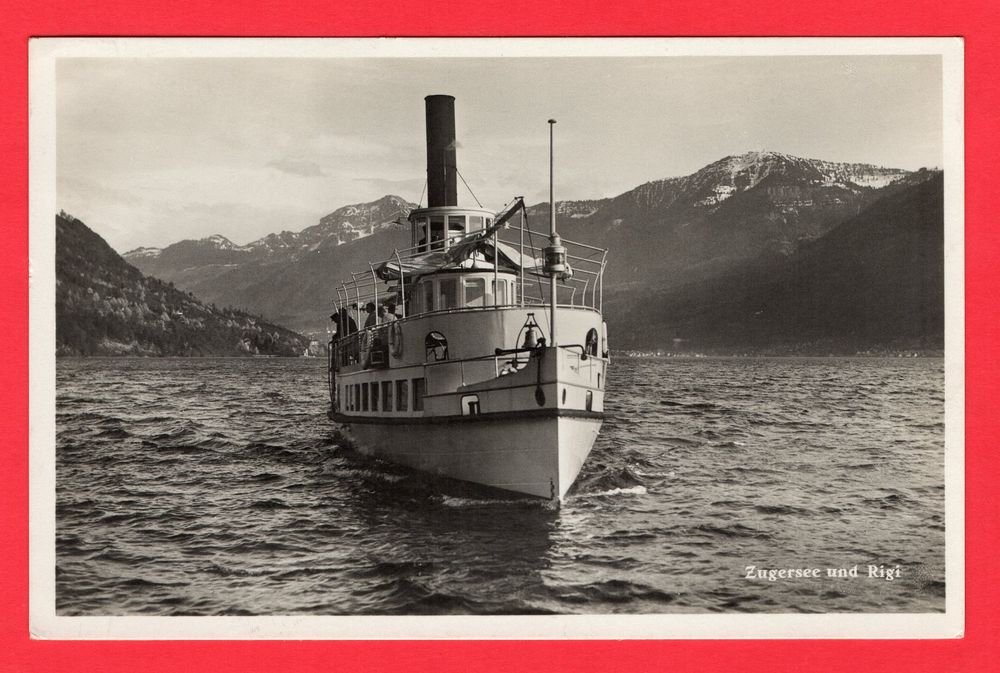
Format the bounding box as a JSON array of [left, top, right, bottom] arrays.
[[56, 212, 310, 357]]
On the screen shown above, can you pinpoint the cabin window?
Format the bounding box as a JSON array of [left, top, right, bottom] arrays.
[[422, 281, 435, 314], [381, 380, 393, 412], [361, 382, 369, 411], [485, 218, 493, 227], [438, 278, 458, 310], [415, 217, 429, 251], [586, 390, 593, 411], [342, 384, 348, 411], [448, 215, 466, 243], [430, 216, 445, 250], [396, 379, 408, 411], [413, 378, 426, 411], [468, 215, 484, 232], [492, 279, 507, 306], [464, 278, 486, 307], [425, 331, 449, 361], [460, 394, 480, 416], [354, 384, 360, 412], [371, 381, 379, 411]]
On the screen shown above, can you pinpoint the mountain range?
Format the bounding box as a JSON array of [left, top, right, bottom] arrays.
[[118, 151, 944, 353], [607, 172, 944, 352], [129, 195, 414, 276], [57, 212, 312, 357]]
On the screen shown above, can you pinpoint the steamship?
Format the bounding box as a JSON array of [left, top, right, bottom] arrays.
[[327, 95, 609, 501]]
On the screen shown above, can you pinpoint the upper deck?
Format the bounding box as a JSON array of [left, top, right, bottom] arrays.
[[330, 198, 607, 330]]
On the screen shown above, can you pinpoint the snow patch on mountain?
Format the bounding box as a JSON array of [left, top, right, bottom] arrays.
[[632, 151, 910, 212], [696, 184, 737, 207], [202, 234, 239, 250], [124, 246, 162, 259]]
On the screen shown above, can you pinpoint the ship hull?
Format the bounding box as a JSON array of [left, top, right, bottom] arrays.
[[331, 410, 602, 500]]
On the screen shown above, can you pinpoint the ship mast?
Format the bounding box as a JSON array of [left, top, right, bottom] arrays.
[[544, 118, 567, 347]]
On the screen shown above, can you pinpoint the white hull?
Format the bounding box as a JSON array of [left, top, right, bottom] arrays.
[[337, 413, 602, 500]]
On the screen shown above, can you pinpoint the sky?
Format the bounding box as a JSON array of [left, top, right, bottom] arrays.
[[56, 54, 943, 253]]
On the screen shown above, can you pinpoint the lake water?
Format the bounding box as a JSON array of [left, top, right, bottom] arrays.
[[55, 356, 945, 615]]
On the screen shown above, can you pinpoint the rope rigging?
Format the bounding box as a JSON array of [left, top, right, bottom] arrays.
[[455, 168, 482, 207]]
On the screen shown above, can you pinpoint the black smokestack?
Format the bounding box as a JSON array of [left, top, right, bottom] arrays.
[[425, 95, 457, 207]]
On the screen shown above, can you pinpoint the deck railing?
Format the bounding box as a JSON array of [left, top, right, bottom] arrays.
[[329, 208, 608, 341]]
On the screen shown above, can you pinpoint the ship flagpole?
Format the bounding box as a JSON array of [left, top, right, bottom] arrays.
[[544, 118, 566, 347]]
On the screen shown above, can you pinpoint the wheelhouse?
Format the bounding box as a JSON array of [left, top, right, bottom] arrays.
[[409, 206, 496, 253]]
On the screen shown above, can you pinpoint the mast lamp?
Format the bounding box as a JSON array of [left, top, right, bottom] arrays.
[[543, 234, 568, 276]]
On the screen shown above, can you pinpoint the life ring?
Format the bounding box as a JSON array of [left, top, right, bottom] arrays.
[[389, 320, 404, 358]]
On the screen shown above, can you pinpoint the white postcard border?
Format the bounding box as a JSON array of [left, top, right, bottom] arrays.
[[28, 36, 965, 640]]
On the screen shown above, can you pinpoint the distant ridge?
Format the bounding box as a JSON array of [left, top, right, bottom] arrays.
[[125, 195, 415, 275]]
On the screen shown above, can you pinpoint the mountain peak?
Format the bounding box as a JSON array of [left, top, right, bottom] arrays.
[[201, 234, 238, 249], [691, 151, 909, 195], [307, 194, 416, 247], [718, 150, 791, 165]]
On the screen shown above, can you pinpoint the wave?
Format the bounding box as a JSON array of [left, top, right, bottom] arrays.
[[753, 504, 813, 516], [249, 472, 285, 483], [554, 579, 675, 606], [690, 523, 772, 539], [202, 562, 272, 578], [439, 495, 551, 509], [93, 427, 131, 439], [249, 498, 291, 510], [576, 464, 647, 494], [577, 485, 648, 498], [146, 423, 202, 441]]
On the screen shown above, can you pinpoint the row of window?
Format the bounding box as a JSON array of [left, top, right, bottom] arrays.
[[343, 377, 426, 414], [416, 276, 514, 313], [414, 215, 494, 252]]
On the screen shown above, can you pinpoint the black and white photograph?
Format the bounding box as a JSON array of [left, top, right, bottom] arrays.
[[29, 38, 963, 639]]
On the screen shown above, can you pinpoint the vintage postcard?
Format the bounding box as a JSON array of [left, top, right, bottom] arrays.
[[28, 37, 964, 639]]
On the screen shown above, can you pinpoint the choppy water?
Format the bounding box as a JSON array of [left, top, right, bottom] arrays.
[[56, 356, 945, 615]]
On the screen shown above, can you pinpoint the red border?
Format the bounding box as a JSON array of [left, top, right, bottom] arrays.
[[5, 2, 998, 672]]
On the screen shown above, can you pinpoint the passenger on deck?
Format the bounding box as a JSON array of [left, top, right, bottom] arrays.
[[364, 302, 378, 328], [330, 308, 358, 336]]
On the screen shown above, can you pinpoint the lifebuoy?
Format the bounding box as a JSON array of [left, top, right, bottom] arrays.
[[389, 320, 404, 358]]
